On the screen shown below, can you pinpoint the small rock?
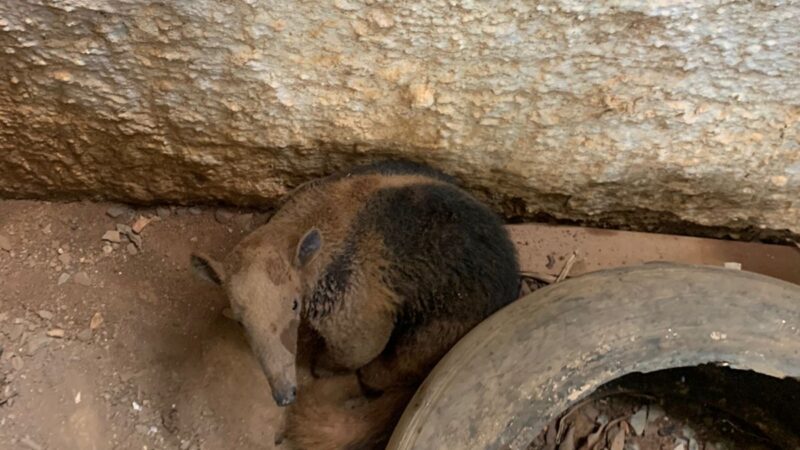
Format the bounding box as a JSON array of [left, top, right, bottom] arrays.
[[180, 440, 193, 450], [75, 391, 81, 404], [25, 333, 50, 355], [77, 329, 93, 342], [41, 224, 52, 235], [46, 328, 65, 338], [214, 209, 235, 224], [688, 439, 699, 450], [37, 310, 54, 321], [127, 243, 139, 255], [0, 234, 11, 252], [20, 436, 43, 450], [235, 213, 254, 227], [674, 443, 687, 450], [74, 271, 91, 286], [116, 223, 133, 234], [156, 207, 171, 219], [58, 253, 71, 266], [131, 216, 152, 234], [106, 205, 130, 219], [102, 244, 114, 254], [11, 355, 24, 371], [130, 233, 143, 250], [90, 312, 104, 330], [102, 230, 122, 243], [723, 262, 742, 270], [58, 273, 71, 285], [189, 207, 202, 215], [629, 406, 648, 436], [8, 323, 24, 342]]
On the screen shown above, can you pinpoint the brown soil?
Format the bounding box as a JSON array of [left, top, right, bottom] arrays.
[[0, 200, 278, 450], [1, 200, 798, 450]]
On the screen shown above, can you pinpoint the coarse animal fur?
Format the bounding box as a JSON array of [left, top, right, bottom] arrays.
[[192, 160, 520, 448]]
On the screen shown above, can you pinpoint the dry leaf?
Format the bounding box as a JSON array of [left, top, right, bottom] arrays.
[[131, 216, 152, 234], [90, 312, 104, 330], [609, 427, 626, 450], [557, 425, 575, 450]]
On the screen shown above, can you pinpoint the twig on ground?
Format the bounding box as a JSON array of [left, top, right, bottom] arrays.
[[556, 251, 578, 283], [520, 271, 557, 284]]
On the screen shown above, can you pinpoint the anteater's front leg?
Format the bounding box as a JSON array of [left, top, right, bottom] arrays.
[[311, 305, 394, 377], [357, 319, 468, 394]]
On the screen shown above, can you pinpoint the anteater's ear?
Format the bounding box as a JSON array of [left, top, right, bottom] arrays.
[[295, 228, 322, 268], [191, 253, 225, 285]]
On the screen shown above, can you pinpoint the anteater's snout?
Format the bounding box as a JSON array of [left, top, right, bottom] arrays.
[[273, 385, 297, 407]]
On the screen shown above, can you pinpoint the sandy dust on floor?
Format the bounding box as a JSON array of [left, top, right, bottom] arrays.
[[0, 200, 280, 450], [2, 200, 799, 450]]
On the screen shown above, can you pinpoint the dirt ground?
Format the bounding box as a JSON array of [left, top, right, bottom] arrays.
[[0, 200, 279, 450], [1, 200, 799, 450]]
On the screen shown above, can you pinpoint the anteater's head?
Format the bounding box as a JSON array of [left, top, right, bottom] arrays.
[[190, 226, 323, 407]]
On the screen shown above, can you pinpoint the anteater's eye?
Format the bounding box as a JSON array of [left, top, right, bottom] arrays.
[[292, 300, 299, 311]]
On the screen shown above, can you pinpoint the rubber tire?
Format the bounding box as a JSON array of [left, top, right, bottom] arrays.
[[387, 263, 800, 450]]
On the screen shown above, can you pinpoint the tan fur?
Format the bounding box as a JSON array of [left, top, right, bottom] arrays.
[[284, 374, 414, 450]]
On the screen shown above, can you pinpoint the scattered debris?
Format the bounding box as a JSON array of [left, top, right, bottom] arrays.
[[0, 234, 11, 252], [555, 251, 578, 283], [90, 312, 104, 330], [20, 436, 43, 450], [723, 262, 742, 270], [519, 271, 557, 284], [132, 216, 152, 234], [46, 328, 65, 338], [25, 333, 50, 355], [58, 272, 69, 286], [132, 400, 142, 412], [106, 205, 130, 219], [557, 424, 574, 450], [648, 404, 666, 423], [102, 230, 122, 243], [709, 331, 727, 341], [74, 271, 91, 286], [215, 209, 235, 224], [629, 406, 648, 436], [11, 354, 24, 371], [37, 310, 54, 321], [58, 253, 71, 266], [77, 329, 93, 342], [609, 427, 626, 450], [127, 243, 139, 255]]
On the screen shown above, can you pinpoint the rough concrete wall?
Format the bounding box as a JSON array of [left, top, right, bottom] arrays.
[[1, 0, 798, 233]]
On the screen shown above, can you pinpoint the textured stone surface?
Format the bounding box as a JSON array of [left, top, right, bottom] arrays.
[[1, 0, 799, 232]]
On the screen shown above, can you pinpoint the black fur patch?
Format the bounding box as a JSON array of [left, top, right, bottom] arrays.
[[307, 240, 356, 319], [357, 182, 520, 328]]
